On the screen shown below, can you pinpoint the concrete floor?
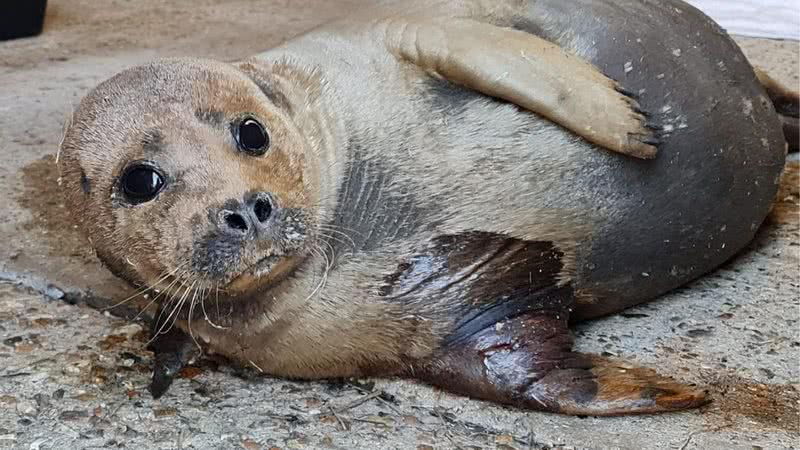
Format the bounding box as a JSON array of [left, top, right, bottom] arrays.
[[0, 1, 798, 449]]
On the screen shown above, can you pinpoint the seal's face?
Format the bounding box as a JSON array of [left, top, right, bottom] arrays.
[[58, 58, 316, 296]]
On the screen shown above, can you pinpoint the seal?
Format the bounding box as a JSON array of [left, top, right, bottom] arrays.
[[57, 0, 798, 416]]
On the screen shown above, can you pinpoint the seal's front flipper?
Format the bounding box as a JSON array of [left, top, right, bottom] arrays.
[[756, 68, 799, 152], [382, 17, 658, 159], [417, 313, 707, 416], [146, 320, 199, 398]]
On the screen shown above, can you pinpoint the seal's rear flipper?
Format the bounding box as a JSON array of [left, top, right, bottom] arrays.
[[756, 68, 799, 152], [416, 313, 708, 416], [381, 17, 659, 159]]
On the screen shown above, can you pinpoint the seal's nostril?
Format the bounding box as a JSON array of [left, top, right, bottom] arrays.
[[224, 212, 249, 233], [253, 198, 272, 223]]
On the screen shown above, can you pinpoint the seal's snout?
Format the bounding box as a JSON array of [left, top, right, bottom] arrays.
[[216, 192, 274, 238], [193, 191, 309, 285]]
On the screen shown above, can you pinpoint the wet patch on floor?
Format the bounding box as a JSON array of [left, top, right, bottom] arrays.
[[16, 154, 155, 317], [17, 154, 94, 264]]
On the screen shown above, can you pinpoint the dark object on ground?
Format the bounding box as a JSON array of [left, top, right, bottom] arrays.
[[147, 306, 200, 399], [0, 0, 48, 41]]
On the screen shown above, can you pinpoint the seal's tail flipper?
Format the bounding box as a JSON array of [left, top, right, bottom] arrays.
[[415, 312, 708, 416], [756, 68, 799, 152]]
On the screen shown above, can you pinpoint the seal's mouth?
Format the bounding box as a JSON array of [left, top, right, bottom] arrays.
[[250, 254, 282, 278], [223, 253, 281, 286], [223, 251, 309, 296]]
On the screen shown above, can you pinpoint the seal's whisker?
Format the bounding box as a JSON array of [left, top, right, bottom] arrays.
[[153, 282, 183, 332], [159, 279, 195, 336], [307, 246, 325, 287], [202, 280, 229, 330], [151, 278, 195, 341], [302, 264, 327, 304], [102, 263, 185, 312], [152, 270, 190, 326], [132, 266, 187, 322], [186, 281, 205, 351], [317, 223, 363, 237], [320, 239, 336, 271], [317, 231, 350, 247], [303, 243, 331, 303], [312, 242, 333, 279], [306, 246, 321, 284], [133, 278, 180, 322], [317, 228, 357, 250], [215, 283, 222, 321]]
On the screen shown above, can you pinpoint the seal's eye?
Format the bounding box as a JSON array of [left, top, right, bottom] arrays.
[[233, 117, 270, 155], [120, 164, 165, 204]]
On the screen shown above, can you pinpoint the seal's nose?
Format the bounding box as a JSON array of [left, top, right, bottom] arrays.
[[216, 193, 274, 237], [246, 192, 274, 231], [219, 209, 250, 235]]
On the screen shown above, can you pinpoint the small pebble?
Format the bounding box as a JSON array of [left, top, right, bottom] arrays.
[[73, 393, 96, 402], [759, 368, 776, 379], [115, 323, 144, 337], [496, 435, 515, 445], [241, 439, 261, 450], [17, 400, 37, 417], [153, 407, 178, 418], [687, 329, 712, 338], [403, 415, 419, 425], [58, 410, 89, 421], [2, 336, 23, 347]]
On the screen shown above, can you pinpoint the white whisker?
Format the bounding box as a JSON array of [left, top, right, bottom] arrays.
[[202, 280, 229, 330], [148, 279, 196, 345], [103, 263, 185, 311]]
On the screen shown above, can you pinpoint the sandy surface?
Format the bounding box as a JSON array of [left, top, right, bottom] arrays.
[[0, 1, 798, 449]]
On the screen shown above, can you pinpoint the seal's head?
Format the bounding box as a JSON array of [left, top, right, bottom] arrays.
[[58, 58, 319, 296]]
